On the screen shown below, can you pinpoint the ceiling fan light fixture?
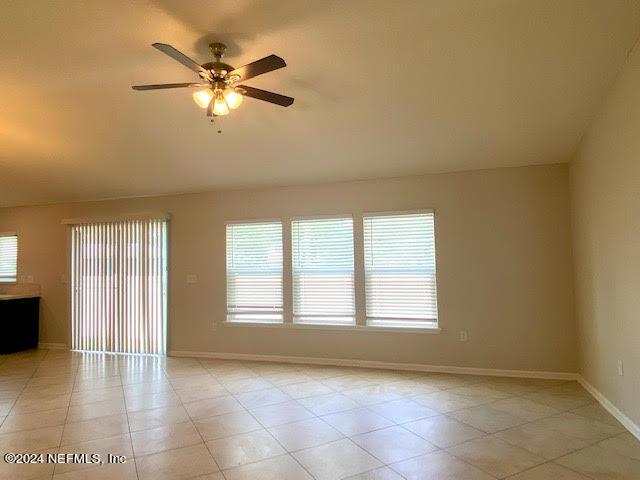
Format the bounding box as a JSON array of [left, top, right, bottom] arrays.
[[224, 88, 243, 109], [212, 90, 230, 116], [193, 88, 213, 108]]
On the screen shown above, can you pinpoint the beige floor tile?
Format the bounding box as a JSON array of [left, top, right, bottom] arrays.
[[344, 466, 405, 479], [223, 454, 313, 480], [488, 397, 559, 422], [12, 394, 71, 414], [66, 398, 126, 422], [494, 422, 589, 459], [206, 429, 285, 469], [352, 425, 437, 463], [250, 400, 315, 428], [122, 380, 173, 397], [597, 432, 640, 461], [53, 461, 138, 479], [412, 390, 490, 413], [279, 381, 334, 399], [268, 417, 343, 451], [61, 414, 129, 445], [532, 412, 625, 443], [0, 449, 56, 480], [321, 407, 394, 436], [221, 377, 273, 394], [194, 410, 263, 441], [169, 374, 218, 390], [175, 383, 229, 403], [557, 444, 640, 479], [390, 450, 495, 480], [570, 402, 625, 428], [136, 443, 220, 480], [342, 385, 405, 406], [131, 420, 202, 456], [53, 433, 133, 474], [293, 438, 382, 480], [507, 462, 592, 479], [298, 392, 360, 415], [191, 472, 226, 480], [523, 389, 594, 412], [447, 384, 512, 402], [127, 404, 191, 432], [0, 425, 64, 451], [449, 403, 527, 433], [184, 395, 244, 420], [235, 387, 292, 409], [448, 436, 545, 478], [0, 407, 68, 433], [0, 401, 14, 416], [369, 398, 439, 423], [69, 385, 124, 406], [403, 415, 485, 448], [125, 390, 181, 412], [73, 376, 122, 391]]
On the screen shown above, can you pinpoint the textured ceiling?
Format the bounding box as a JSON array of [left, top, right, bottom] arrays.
[[1, 0, 639, 206]]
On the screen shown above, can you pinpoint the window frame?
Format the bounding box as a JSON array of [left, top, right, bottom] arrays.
[[225, 219, 285, 324], [0, 232, 18, 284], [362, 209, 440, 330]]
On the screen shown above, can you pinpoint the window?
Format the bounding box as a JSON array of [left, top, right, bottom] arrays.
[[363, 212, 438, 328], [292, 217, 355, 325], [70, 219, 168, 354], [226, 222, 283, 323], [0, 234, 18, 283]]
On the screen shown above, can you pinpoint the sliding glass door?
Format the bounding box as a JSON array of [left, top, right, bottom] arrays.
[[70, 219, 167, 354]]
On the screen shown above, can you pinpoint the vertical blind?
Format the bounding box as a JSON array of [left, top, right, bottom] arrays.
[[71, 219, 167, 354], [226, 222, 283, 323], [292, 217, 355, 325], [363, 212, 438, 327], [0, 234, 18, 282]]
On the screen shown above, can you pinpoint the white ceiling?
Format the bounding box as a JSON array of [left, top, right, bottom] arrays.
[[1, 0, 639, 207]]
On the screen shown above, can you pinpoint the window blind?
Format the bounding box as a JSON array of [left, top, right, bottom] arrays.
[[363, 212, 438, 328], [226, 222, 283, 323], [0, 234, 17, 283], [292, 217, 355, 325], [70, 219, 167, 354]]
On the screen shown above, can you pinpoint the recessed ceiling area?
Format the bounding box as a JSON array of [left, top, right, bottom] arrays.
[[1, 0, 639, 206]]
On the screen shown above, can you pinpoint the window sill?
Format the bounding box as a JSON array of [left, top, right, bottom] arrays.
[[222, 321, 441, 334]]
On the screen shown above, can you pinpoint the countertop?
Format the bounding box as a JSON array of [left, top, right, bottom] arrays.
[[0, 294, 41, 301]]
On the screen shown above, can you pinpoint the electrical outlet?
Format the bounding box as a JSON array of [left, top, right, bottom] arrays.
[[618, 360, 624, 376], [26, 275, 34, 283], [459, 330, 468, 342], [186, 274, 198, 284]]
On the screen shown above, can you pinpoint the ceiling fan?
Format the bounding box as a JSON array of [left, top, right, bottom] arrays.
[[132, 42, 294, 117]]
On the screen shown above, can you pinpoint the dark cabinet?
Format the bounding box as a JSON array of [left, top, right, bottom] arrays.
[[0, 297, 40, 354]]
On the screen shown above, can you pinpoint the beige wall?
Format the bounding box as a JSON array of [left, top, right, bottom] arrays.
[[0, 164, 576, 372], [570, 41, 640, 426]]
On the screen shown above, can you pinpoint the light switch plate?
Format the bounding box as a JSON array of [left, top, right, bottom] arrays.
[[186, 274, 198, 284]]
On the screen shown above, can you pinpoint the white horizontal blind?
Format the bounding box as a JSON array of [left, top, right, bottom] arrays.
[[226, 222, 283, 323], [292, 217, 355, 325], [363, 212, 438, 327], [70, 219, 167, 354], [0, 234, 18, 282]]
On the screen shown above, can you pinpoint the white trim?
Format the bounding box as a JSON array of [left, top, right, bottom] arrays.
[[362, 208, 434, 217], [61, 212, 171, 225], [577, 375, 640, 441], [225, 218, 283, 225], [168, 349, 576, 380], [38, 342, 68, 350], [222, 321, 442, 334]]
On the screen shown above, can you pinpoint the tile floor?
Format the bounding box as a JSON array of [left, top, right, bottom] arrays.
[[0, 349, 638, 479]]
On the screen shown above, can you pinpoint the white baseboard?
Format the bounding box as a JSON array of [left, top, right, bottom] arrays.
[[577, 375, 640, 441], [38, 342, 68, 350], [168, 350, 577, 380]]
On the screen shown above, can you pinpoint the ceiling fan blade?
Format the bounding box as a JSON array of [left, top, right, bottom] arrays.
[[238, 85, 294, 107], [152, 43, 209, 78], [228, 55, 286, 82], [132, 82, 209, 91]]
